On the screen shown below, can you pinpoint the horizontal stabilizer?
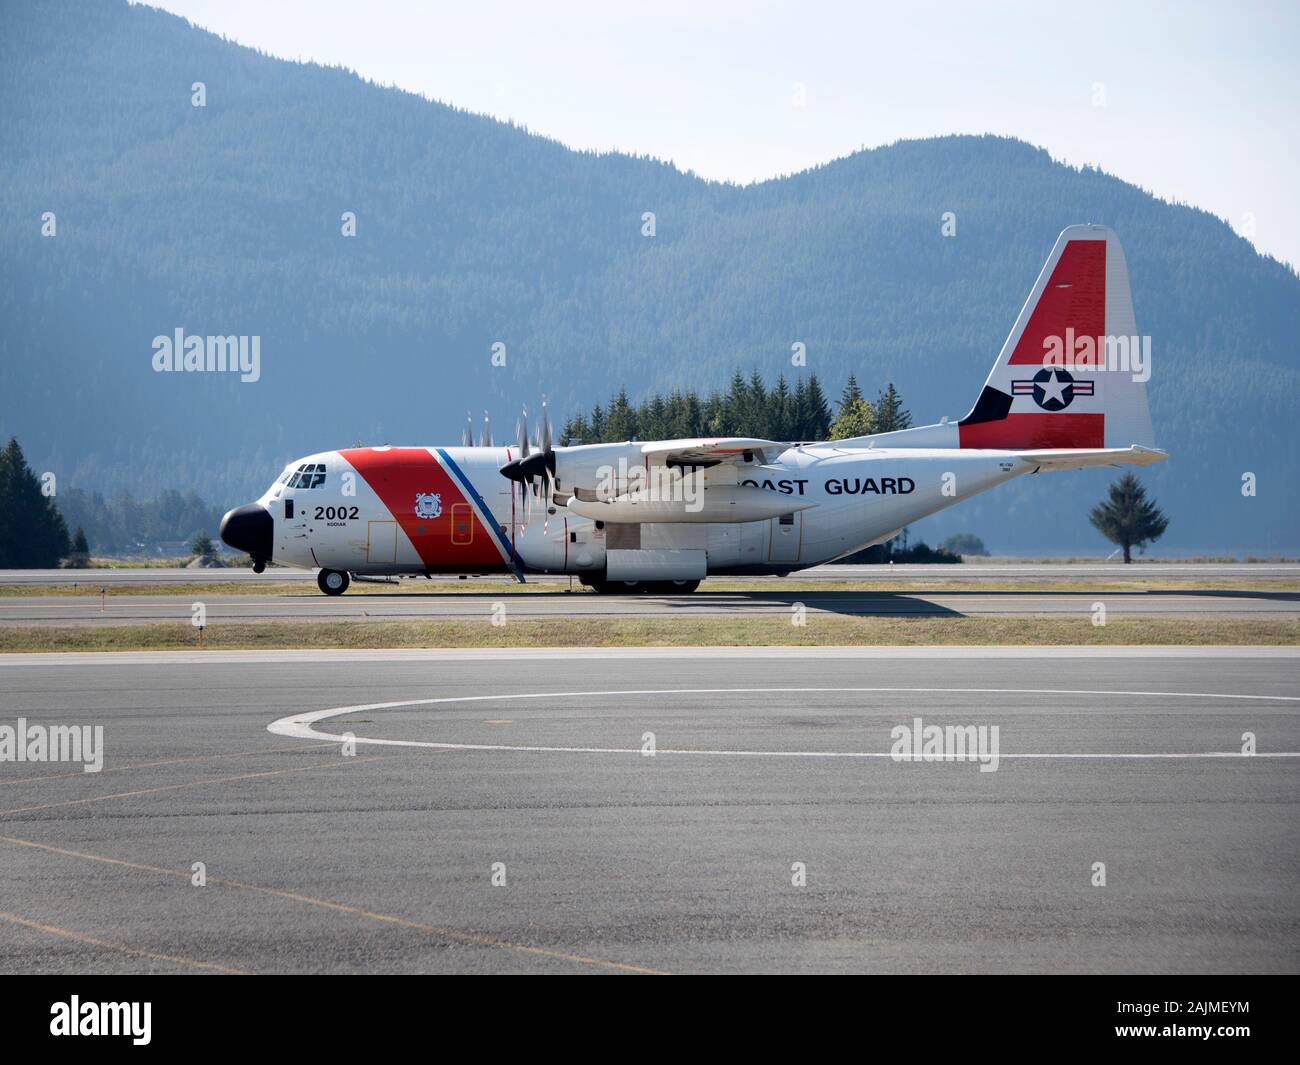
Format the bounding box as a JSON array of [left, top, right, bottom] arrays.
[[1014, 445, 1168, 472]]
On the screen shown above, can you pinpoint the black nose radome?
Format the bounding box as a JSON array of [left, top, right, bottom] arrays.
[[219, 504, 273, 561]]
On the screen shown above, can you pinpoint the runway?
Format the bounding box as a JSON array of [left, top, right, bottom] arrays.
[[1, 648, 1296, 974], [4, 588, 1297, 626], [3, 561, 1298, 586]]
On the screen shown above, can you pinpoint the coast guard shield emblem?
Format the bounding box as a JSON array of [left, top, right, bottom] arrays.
[[414, 492, 442, 519]]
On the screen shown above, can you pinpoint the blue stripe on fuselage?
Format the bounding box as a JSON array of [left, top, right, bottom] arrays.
[[435, 448, 526, 581]]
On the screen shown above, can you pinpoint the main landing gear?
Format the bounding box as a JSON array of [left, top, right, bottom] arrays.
[[317, 569, 351, 596], [582, 577, 700, 595]]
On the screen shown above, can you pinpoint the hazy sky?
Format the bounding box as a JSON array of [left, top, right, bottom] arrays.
[[147, 0, 1300, 268]]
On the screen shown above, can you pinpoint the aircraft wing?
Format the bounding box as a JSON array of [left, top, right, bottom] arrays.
[[1016, 445, 1169, 473], [640, 437, 787, 466]]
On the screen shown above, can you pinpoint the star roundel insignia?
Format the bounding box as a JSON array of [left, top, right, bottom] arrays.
[[1011, 369, 1096, 411], [1031, 367, 1074, 411]]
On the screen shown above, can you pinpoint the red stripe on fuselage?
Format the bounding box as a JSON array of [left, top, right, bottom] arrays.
[[1009, 240, 1106, 364], [958, 414, 1104, 449], [339, 447, 507, 572]]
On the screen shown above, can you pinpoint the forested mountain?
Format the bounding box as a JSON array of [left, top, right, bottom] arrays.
[[1, 0, 1296, 552], [54, 486, 227, 555]]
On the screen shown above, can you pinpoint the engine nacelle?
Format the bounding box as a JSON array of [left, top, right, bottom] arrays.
[[552, 442, 645, 496]]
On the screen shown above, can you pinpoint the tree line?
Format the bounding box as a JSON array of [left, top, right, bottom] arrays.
[[0, 436, 227, 565], [56, 487, 227, 555], [559, 370, 913, 445]]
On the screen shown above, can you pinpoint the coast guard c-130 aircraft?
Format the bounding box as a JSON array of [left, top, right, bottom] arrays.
[[220, 225, 1166, 595]]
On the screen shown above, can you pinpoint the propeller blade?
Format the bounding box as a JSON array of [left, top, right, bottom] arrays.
[[482, 410, 493, 448], [537, 398, 552, 533], [499, 402, 558, 533], [462, 411, 473, 448]]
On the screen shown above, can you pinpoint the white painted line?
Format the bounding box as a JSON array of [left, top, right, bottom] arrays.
[[267, 687, 1300, 761], [5, 645, 1300, 666]]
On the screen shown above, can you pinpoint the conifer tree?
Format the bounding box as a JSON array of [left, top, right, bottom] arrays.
[[605, 388, 635, 441], [68, 527, 91, 567], [1089, 473, 1169, 563], [0, 437, 71, 568], [190, 531, 215, 558], [804, 374, 832, 439], [874, 383, 912, 432], [839, 372, 863, 414]]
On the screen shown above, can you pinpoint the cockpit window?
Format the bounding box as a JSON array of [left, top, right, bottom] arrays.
[[286, 462, 326, 489]]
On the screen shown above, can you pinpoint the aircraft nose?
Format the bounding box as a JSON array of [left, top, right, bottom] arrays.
[[219, 503, 273, 560]]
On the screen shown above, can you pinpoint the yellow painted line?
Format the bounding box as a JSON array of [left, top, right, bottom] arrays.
[[0, 835, 668, 975], [0, 910, 246, 974], [0, 756, 391, 816], [0, 742, 337, 786]]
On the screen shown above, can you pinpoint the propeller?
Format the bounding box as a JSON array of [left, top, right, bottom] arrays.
[[500, 406, 532, 526], [481, 410, 493, 448], [462, 411, 473, 448], [499, 399, 556, 531], [537, 397, 554, 532]]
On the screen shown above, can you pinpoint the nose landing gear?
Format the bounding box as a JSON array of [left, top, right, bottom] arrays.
[[317, 569, 351, 596], [251, 559, 266, 574]]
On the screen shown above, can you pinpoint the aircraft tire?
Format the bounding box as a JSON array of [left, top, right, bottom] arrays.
[[587, 577, 699, 594], [317, 569, 350, 596], [586, 577, 641, 594], [644, 579, 700, 594]]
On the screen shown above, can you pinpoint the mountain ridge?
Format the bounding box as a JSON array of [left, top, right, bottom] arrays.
[[1, 0, 1296, 551]]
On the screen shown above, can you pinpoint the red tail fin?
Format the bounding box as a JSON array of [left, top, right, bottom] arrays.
[[957, 225, 1154, 450]]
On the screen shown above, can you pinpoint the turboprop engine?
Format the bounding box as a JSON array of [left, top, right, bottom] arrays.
[[549, 440, 809, 523], [550, 441, 644, 498], [499, 416, 805, 535]]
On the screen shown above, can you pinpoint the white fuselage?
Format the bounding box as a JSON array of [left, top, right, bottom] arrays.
[[247, 443, 1027, 578]]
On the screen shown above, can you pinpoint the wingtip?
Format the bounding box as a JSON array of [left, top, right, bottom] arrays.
[[1133, 446, 1170, 464]]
